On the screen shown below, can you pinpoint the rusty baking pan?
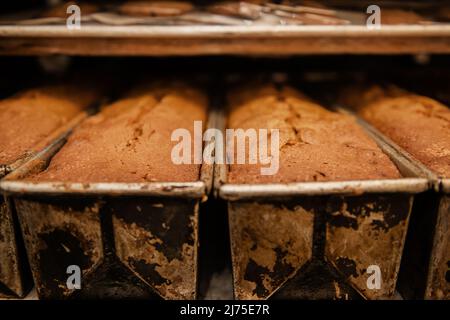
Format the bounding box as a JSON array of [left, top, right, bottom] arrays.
[[0, 112, 91, 299], [215, 110, 431, 300], [423, 178, 449, 300], [346, 113, 448, 300], [0, 194, 29, 298], [0, 110, 216, 300]]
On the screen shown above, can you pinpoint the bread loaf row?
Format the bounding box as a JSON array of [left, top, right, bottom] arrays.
[[1, 82, 448, 182]]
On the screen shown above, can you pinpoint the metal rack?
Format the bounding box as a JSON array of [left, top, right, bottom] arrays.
[[0, 24, 450, 55]]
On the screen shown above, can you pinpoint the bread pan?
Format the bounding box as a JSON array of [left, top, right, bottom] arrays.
[[0, 111, 217, 300], [215, 110, 432, 300], [347, 110, 448, 300], [0, 112, 89, 299], [422, 177, 449, 300]]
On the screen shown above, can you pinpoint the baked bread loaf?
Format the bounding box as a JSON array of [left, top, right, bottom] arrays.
[[118, 1, 193, 17], [0, 84, 100, 165], [227, 84, 401, 183], [207, 1, 263, 20], [378, 9, 425, 25], [41, 1, 98, 18], [339, 85, 450, 178], [31, 83, 207, 183]]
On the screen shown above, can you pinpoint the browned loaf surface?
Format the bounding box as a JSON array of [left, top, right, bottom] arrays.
[[118, 1, 194, 17], [30, 83, 207, 183], [227, 84, 401, 184], [41, 1, 99, 18], [379, 9, 426, 24], [0, 84, 100, 165], [340, 85, 450, 178]]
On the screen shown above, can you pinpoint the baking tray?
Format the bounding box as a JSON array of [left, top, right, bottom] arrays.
[[424, 178, 449, 300], [214, 109, 432, 300], [346, 111, 448, 300], [0, 109, 217, 300], [0, 194, 28, 298], [0, 24, 450, 56], [0, 111, 90, 299]]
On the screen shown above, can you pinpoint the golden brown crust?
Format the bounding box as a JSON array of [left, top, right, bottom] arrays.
[[41, 1, 98, 18], [207, 1, 263, 20], [0, 85, 100, 165], [118, 1, 194, 17], [31, 82, 207, 183], [380, 9, 425, 25], [341, 86, 450, 177], [227, 84, 401, 183]]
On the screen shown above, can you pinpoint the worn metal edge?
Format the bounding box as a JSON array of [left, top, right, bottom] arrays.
[[0, 165, 8, 180], [1, 24, 450, 38], [227, 203, 239, 300], [0, 287, 38, 300], [440, 179, 450, 194], [0, 158, 32, 180], [200, 109, 220, 196], [219, 179, 429, 200], [423, 194, 449, 299], [0, 180, 206, 198], [212, 108, 226, 199]]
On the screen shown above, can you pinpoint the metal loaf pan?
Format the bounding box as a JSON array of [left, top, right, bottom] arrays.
[[424, 177, 450, 300], [356, 115, 450, 300], [215, 110, 432, 300], [347, 112, 449, 300], [0, 110, 217, 300], [0, 112, 90, 299]]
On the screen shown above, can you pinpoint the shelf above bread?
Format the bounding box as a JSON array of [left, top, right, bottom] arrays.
[[0, 24, 450, 55]]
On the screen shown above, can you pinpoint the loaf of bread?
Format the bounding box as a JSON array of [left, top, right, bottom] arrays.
[[226, 84, 401, 184], [41, 1, 98, 18], [207, 1, 263, 20], [379, 9, 425, 25], [0, 85, 100, 165], [118, 1, 194, 17], [339, 85, 450, 178], [31, 83, 207, 183]]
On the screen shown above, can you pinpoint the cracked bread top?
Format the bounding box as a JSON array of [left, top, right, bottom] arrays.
[[30, 82, 207, 183], [227, 84, 401, 184], [0, 84, 101, 165], [340, 85, 450, 178]]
